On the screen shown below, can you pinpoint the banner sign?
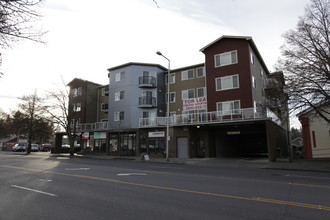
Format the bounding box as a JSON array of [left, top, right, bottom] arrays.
[[183, 97, 207, 111], [94, 132, 107, 139]]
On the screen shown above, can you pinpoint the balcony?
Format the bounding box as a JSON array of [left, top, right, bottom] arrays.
[[139, 97, 156, 108], [139, 76, 156, 88], [75, 121, 108, 132], [139, 108, 278, 127]]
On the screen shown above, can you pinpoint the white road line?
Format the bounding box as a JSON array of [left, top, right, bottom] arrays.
[[11, 185, 58, 197], [117, 173, 147, 176], [65, 168, 90, 170]]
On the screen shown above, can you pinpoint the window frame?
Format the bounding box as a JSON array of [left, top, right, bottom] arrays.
[[215, 74, 239, 91], [182, 89, 195, 100], [216, 100, 241, 115], [181, 69, 194, 80], [197, 87, 206, 98], [214, 50, 238, 67], [196, 67, 205, 78], [165, 73, 175, 84], [114, 111, 124, 121]]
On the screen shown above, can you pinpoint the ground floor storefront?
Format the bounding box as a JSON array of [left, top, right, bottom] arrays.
[[54, 119, 289, 161]]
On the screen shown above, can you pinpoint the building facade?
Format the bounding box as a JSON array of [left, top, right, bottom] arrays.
[[62, 35, 290, 161], [298, 103, 330, 159]]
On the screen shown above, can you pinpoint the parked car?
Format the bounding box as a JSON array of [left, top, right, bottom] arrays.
[[12, 143, 26, 152], [61, 144, 70, 148], [39, 143, 51, 152], [31, 144, 39, 152]]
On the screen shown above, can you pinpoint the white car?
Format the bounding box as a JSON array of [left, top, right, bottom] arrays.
[[13, 143, 26, 152], [31, 144, 39, 152]]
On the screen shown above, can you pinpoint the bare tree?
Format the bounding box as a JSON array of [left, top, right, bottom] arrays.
[[45, 83, 76, 157], [277, 0, 330, 124], [0, 0, 45, 48], [19, 91, 45, 154]]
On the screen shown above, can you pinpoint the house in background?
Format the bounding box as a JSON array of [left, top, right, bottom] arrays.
[[297, 103, 330, 159]]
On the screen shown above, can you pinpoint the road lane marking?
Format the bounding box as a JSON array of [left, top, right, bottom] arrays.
[[2, 165, 330, 212], [117, 173, 147, 176], [65, 168, 90, 170], [11, 185, 58, 197]]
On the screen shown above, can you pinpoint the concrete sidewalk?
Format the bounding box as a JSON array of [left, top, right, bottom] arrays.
[[50, 153, 330, 173]]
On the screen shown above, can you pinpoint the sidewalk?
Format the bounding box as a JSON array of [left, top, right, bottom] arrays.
[[50, 153, 330, 173]]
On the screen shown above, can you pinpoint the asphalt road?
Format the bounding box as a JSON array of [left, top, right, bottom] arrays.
[[0, 152, 330, 220]]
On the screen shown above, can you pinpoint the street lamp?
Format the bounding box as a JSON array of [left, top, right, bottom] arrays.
[[156, 51, 170, 161]]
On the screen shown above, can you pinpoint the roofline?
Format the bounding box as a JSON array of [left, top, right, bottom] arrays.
[[199, 35, 270, 75], [67, 78, 102, 87], [296, 100, 330, 117], [170, 63, 204, 73], [107, 62, 167, 72]]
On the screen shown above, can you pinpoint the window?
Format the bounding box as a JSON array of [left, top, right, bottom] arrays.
[[182, 110, 196, 120], [115, 72, 125, 82], [197, 87, 206, 98], [101, 87, 109, 96], [73, 103, 81, 112], [181, 69, 194, 80], [252, 76, 257, 88], [217, 100, 240, 115], [142, 111, 156, 118], [115, 91, 124, 101], [73, 87, 82, 97], [216, 75, 239, 91], [166, 92, 176, 103], [165, 73, 175, 84], [196, 67, 205, 77], [114, 111, 124, 121], [250, 52, 255, 64], [101, 103, 108, 111], [182, 89, 195, 100], [215, 50, 237, 67]]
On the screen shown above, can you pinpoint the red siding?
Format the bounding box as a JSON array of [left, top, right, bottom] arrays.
[[203, 38, 253, 111]]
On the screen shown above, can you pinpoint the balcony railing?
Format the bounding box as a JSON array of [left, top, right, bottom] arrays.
[[139, 97, 156, 107], [139, 108, 274, 127], [139, 76, 156, 87], [76, 121, 108, 132]]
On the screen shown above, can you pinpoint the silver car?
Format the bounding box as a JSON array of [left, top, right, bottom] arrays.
[[13, 143, 26, 152]]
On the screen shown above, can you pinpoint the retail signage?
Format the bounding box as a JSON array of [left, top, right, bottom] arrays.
[[94, 132, 107, 139], [148, 131, 165, 138], [183, 97, 207, 111], [82, 132, 89, 140]]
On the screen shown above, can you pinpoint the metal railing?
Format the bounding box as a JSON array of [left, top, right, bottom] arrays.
[[76, 121, 108, 132], [139, 76, 156, 87], [139, 108, 271, 127]]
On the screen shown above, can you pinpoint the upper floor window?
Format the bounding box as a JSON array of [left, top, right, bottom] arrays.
[[215, 50, 237, 67], [142, 111, 156, 118], [166, 92, 176, 103], [165, 73, 175, 84], [252, 76, 257, 88], [101, 103, 108, 111], [115, 91, 124, 101], [250, 52, 255, 64], [73, 87, 82, 97], [114, 111, 124, 121], [216, 75, 239, 91], [197, 87, 206, 97], [181, 69, 194, 80], [217, 100, 240, 115], [196, 67, 205, 77], [182, 89, 195, 100], [73, 103, 81, 112], [115, 72, 125, 82], [101, 87, 109, 96]]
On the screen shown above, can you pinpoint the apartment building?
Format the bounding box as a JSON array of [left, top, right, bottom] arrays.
[[62, 35, 290, 161], [106, 62, 167, 156]]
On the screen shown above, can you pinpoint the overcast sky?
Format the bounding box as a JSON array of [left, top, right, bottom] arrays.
[[0, 0, 310, 126]]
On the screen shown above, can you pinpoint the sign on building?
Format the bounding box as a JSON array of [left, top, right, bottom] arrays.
[[183, 97, 207, 111]]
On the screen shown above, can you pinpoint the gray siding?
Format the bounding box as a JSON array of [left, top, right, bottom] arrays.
[[108, 64, 165, 130]]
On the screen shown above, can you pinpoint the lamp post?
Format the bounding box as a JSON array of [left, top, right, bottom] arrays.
[[156, 51, 170, 161]]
